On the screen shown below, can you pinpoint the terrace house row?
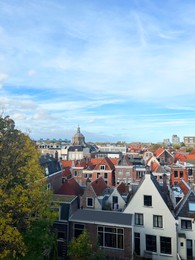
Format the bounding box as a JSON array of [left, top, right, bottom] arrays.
[[53, 170, 195, 260]]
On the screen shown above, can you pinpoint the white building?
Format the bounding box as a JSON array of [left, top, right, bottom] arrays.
[[124, 172, 177, 259]]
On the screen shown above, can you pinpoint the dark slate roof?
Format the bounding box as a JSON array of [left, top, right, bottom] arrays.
[[68, 145, 84, 152], [118, 155, 132, 166], [39, 155, 62, 175], [69, 209, 132, 227], [175, 190, 195, 218], [150, 173, 174, 213]]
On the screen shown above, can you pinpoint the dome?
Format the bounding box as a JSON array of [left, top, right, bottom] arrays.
[[72, 126, 86, 146]]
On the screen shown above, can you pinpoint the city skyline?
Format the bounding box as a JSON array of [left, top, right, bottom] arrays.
[[1, 0, 195, 142]]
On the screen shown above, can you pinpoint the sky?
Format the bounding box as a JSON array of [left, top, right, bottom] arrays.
[[1, 0, 195, 143]]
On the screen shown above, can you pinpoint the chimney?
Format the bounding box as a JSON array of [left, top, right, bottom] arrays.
[[163, 174, 168, 191], [55, 150, 58, 161], [86, 178, 91, 186]]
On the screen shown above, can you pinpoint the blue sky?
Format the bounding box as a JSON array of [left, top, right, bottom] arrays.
[[1, 0, 195, 143]]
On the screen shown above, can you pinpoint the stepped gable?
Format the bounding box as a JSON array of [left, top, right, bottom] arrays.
[[91, 177, 107, 196], [57, 177, 83, 196]]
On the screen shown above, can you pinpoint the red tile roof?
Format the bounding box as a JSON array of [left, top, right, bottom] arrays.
[[186, 154, 195, 161], [74, 161, 87, 167], [151, 161, 159, 172], [91, 177, 107, 196], [174, 153, 187, 162], [62, 167, 71, 177], [93, 157, 115, 171], [60, 160, 73, 168], [90, 158, 118, 166], [178, 180, 191, 196], [154, 147, 164, 157], [56, 178, 83, 196], [117, 182, 129, 193]]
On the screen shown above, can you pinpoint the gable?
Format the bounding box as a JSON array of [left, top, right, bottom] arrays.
[[124, 173, 175, 219]]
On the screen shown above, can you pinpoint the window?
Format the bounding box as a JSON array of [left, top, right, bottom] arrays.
[[86, 197, 93, 207], [118, 171, 122, 175], [89, 174, 92, 178], [180, 171, 183, 178], [174, 171, 178, 178], [189, 202, 195, 211], [144, 195, 152, 206], [153, 215, 163, 228], [57, 231, 66, 239], [47, 183, 51, 190], [84, 174, 87, 178], [74, 223, 84, 238], [126, 171, 130, 176], [135, 213, 143, 226], [188, 168, 193, 176], [104, 172, 108, 179], [181, 219, 192, 229], [98, 226, 123, 249], [97, 173, 100, 178], [146, 235, 156, 252], [117, 178, 121, 184], [100, 165, 105, 170], [45, 167, 49, 175], [74, 171, 77, 176], [127, 178, 132, 185], [160, 237, 171, 254]]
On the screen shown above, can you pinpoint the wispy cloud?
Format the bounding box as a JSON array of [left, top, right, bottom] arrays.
[[1, 0, 195, 142]]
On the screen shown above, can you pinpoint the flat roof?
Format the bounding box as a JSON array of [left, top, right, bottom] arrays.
[[69, 209, 132, 227]]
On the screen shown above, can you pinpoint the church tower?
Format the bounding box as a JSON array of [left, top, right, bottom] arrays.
[[72, 126, 86, 146]]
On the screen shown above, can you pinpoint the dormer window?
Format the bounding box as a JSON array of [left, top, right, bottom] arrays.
[[100, 165, 105, 170]]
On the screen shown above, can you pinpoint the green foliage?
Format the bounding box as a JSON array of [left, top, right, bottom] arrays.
[[186, 147, 193, 152], [0, 116, 56, 259], [173, 144, 181, 149], [67, 230, 106, 260], [150, 143, 162, 153]]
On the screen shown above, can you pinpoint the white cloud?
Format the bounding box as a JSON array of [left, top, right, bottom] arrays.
[[28, 69, 36, 77], [0, 73, 8, 88]]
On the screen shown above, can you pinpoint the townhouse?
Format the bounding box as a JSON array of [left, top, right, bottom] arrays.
[[124, 171, 177, 260]]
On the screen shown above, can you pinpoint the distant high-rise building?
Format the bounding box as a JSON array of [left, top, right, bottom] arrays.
[[184, 136, 195, 147], [172, 135, 180, 145], [163, 138, 171, 146]]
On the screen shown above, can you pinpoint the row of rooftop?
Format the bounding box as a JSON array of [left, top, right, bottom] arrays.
[[38, 139, 195, 259]]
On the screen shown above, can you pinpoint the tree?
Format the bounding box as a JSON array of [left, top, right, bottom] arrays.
[[67, 230, 105, 260], [186, 147, 193, 153], [150, 143, 162, 153], [0, 116, 56, 259]]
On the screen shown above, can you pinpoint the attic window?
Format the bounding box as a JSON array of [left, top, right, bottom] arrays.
[[189, 202, 195, 212], [100, 165, 105, 170]]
